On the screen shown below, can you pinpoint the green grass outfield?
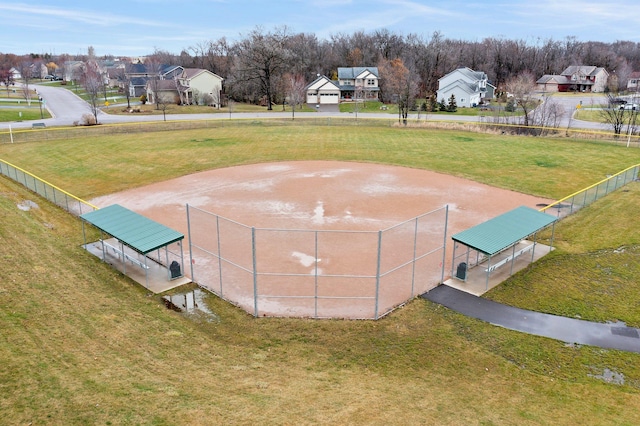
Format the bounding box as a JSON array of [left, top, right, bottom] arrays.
[[2, 124, 640, 424], [1, 124, 639, 199]]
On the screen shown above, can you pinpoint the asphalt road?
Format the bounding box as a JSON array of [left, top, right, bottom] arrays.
[[0, 83, 613, 132]]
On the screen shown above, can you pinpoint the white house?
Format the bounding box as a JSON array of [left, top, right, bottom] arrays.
[[436, 67, 495, 108], [177, 68, 224, 106], [305, 75, 341, 105], [337, 67, 380, 100], [627, 72, 640, 92], [9, 67, 21, 80]]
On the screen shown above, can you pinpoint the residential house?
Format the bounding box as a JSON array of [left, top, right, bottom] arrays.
[[436, 67, 495, 108], [9, 67, 21, 80], [337, 67, 379, 101], [305, 75, 341, 105], [30, 63, 48, 79], [146, 68, 223, 106], [8, 64, 47, 80], [536, 66, 609, 93], [124, 63, 184, 97], [627, 72, 640, 92], [535, 74, 565, 93], [146, 79, 188, 105], [62, 61, 85, 82], [177, 68, 224, 106]]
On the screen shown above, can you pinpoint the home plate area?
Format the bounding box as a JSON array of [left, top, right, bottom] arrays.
[[91, 161, 550, 319]]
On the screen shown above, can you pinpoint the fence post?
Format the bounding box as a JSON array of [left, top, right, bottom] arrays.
[[441, 205, 449, 284], [411, 217, 418, 296], [374, 230, 382, 320], [314, 230, 319, 319], [216, 214, 223, 296], [186, 204, 195, 282], [252, 227, 258, 317]]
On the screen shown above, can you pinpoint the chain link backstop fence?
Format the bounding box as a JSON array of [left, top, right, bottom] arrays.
[[186, 204, 448, 319]]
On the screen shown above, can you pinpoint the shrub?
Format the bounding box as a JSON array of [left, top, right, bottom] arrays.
[[140, 94, 147, 104], [80, 114, 97, 126]]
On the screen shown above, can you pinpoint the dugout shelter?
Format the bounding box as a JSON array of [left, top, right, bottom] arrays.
[[451, 206, 557, 291], [80, 204, 186, 290]]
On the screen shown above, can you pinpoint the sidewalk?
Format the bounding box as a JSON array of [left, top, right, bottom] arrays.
[[422, 285, 640, 353]]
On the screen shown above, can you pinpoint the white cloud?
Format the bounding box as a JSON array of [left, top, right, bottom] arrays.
[[0, 3, 169, 28]]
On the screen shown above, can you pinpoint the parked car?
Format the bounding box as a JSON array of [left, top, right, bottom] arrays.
[[44, 75, 55, 80], [619, 103, 638, 110]]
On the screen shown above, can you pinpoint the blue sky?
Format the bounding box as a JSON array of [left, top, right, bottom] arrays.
[[2, 0, 640, 57]]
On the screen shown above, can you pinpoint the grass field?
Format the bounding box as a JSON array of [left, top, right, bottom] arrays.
[[1, 124, 640, 424], [1, 124, 639, 200], [0, 88, 51, 121]]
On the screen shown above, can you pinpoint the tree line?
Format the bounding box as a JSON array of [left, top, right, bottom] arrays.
[[176, 27, 640, 105], [3, 26, 640, 109]]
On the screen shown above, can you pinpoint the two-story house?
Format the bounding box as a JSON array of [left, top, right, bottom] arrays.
[[125, 63, 183, 97], [146, 68, 224, 106], [436, 67, 495, 108], [536, 66, 609, 93], [177, 68, 224, 107], [337, 67, 379, 101]]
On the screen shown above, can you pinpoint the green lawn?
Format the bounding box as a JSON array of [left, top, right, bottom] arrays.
[[0, 88, 51, 121], [339, 100, 523, 117], [1, 124, 640, 424], [575, 108, 640, 124], [106, 101, 316, 115], [1, 124, 638, 200], [0, 108, 50, 121]]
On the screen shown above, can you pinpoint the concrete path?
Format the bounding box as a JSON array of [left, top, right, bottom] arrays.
[[422, 285, 640, 353]]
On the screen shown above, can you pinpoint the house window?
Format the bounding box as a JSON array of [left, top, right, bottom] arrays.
[[367, 79, 376, 86], [460, 98, 465, 103]]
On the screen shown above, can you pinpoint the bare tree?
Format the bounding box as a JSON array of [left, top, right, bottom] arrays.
[[81, 61, 103, 124], [531, 95, 564, 134], [0, 67, 14, 96], [113, 66, 132, 108], [505, 71, 540, 127], [145, 57, 163, 110], [17, 61, 33, 106], [285, 73, 306, 120], [599, 93, 632, 135], [379, 58, 418, 125], [232, 26, 292, 110], [190, 37, 233, 79]]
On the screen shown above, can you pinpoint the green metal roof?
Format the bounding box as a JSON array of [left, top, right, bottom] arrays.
[[80, 204, 184, 254], [452, 206, 556, 256]]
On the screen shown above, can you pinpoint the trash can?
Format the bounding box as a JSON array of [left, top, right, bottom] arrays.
[[455, 262, 467, 280], [169, 261, 181, 279]]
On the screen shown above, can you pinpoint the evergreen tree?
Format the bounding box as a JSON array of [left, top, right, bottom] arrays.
[[447, 94, 457, 112]]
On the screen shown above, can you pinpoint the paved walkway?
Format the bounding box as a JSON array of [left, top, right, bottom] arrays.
[[422, 285, 640, 353]]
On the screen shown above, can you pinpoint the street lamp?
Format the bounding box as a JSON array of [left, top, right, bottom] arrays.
[[38, 96, 43, 119]]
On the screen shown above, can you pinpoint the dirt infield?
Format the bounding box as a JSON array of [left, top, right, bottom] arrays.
[[91, 161, 551, 317]]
